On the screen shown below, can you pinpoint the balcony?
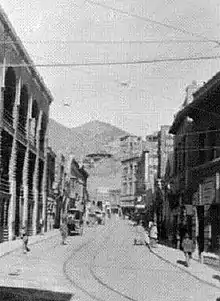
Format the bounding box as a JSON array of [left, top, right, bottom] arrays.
[[3, 110, 14, 134], [0, 178, 10, 194], [17, 121, 27, 145]]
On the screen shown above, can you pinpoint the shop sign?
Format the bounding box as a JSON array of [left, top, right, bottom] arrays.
[[202, 177, 215, 205]]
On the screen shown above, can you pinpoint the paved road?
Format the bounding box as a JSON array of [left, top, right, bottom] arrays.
[[0, 217, 220, 300]]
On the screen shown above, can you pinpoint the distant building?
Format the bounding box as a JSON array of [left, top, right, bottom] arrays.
[[120, 156, 139, 214], [95, 187, 110, 210], [145, 133, 159, 191], [157, 125, 174, 179], [120, 135, 144, 159]]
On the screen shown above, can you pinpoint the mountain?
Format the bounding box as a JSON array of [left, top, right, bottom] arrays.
[[48, 119, 129, 194], [48, 119, 128, 159]]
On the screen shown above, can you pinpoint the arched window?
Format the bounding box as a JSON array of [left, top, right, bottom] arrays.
[[3, 67, 16, 123]]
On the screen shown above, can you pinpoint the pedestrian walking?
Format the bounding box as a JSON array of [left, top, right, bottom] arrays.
[[60, 217, 68, 245], [20, 226, 30, 254], [134, 220, 145, 245], [149, 222, 158, 248], [182, 233, 194, 267]]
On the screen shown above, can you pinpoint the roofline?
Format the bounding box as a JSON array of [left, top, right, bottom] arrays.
[[170, 72, 220, 134], [0, 6, 53, 104]]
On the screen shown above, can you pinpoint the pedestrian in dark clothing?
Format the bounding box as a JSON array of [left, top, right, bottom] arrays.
[[21, 226, 30, 254], [182, 233, 194, 267], [60, 218, 68, 245]]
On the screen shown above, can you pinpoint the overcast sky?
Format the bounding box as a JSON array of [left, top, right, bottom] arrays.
[[1, 0, 220, 136]]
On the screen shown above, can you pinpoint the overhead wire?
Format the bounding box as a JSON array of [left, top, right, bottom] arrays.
[[0, 39, 217, 45], [1, 54, 220, 68], [86, 0, 220, 47]]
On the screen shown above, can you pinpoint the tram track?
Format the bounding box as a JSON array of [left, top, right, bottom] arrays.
[[63, 222, 138, 301]]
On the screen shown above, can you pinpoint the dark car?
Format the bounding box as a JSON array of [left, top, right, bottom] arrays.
[[67, 209, 84, 235]]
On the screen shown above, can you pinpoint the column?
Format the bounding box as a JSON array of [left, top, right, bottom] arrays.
[[0, 57, 5, 192], [8, 76, 21, 240], [32, 110, 42, 235], [41, 133, 48, 233], [22, 95, 32, 228]]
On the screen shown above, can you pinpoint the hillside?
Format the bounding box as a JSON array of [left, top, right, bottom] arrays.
[[48, 119, 129, 194], [48, 119, 128, 159]]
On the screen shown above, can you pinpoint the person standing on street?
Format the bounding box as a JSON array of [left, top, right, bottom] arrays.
[[60, 216, 68, 245], [149, 222, 158, 248], [182, 233, 194, 267], [21, 226, 30, 254]]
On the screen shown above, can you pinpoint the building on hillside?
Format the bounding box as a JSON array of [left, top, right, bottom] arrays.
[[120, 135, 144, 158], [0, 7, 53, 242]]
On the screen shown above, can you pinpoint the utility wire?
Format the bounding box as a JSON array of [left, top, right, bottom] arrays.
[[0, 39, 217, 45], [86, 0, 220, 47], [1, 55, 220, 68]]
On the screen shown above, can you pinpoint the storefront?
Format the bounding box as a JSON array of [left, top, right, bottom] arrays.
[[192, 175, 220, 253]]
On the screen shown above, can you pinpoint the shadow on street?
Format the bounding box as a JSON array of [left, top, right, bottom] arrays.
[[176, 260, 187, 267], [213, 275, 220, 281], [0, 286, 73, 301]]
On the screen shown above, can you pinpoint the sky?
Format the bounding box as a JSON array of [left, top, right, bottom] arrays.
[[1, 0, 220, 136]]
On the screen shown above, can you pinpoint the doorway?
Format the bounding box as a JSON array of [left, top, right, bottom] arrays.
[[197, 206, 204, 254], [211, 204, 220, 252]]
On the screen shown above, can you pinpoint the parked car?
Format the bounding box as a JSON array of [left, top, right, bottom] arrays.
[[67, 208, 84, 235]]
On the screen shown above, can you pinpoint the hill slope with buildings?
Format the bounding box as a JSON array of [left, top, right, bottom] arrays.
[[48, 119, 129, 194]]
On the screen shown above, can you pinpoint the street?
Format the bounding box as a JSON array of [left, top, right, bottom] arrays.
[[0, 218, 219, 301]]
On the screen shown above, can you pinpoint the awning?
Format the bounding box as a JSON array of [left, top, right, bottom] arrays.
[[120, 202, 135, 208]]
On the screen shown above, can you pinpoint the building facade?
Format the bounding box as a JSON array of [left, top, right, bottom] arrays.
[[0, 8, 53, 241], [120, 156, 139, 215], [45, 147, 56, 231], [65, 155, 89, 215], [169, 78, 220, 253]]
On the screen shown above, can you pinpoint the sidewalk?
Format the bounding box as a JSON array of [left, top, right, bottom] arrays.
[[0, 229, 60, 258], [151, 243, 220, 289]]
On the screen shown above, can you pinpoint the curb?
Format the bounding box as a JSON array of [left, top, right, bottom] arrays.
[[0, 230, 59, 259], [150, 247, 220, 290]]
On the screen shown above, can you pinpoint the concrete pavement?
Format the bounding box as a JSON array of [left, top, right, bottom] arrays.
[[150, 242, 220, 290], [0, 218, 220, 300], [0, 229, 60, 258]]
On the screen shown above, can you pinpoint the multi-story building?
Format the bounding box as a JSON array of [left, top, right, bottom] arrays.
[[158, 125, 174, 179], [145, 133, 159, 192], [0, 7, 53, 241], [168, 79, 220, 253], [120, 135, 145, 215], [120, 135, 144, 158], [65, 155, 89, 214], [120, 156, 139, 215]]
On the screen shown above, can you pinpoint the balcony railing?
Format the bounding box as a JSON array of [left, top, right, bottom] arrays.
[[0, 178, 10, 194], [3, 110, 14, 132]]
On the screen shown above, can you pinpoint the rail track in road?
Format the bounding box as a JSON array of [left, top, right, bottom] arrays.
[[63, 222, 138, 301]]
